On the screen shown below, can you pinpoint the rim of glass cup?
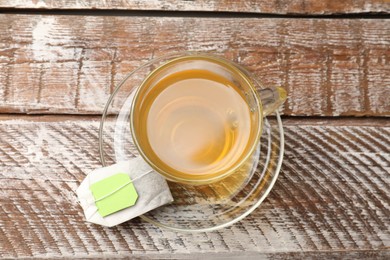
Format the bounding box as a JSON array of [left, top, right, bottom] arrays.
[[99, 52, 285, 232], [131, 53, 264, 184]]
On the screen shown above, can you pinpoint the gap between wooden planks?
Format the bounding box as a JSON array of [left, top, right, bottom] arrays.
[[0, 14, 389, 117], [0, 116, 389, 257], [0, 114, 389, 126], [0, 0, 389, 15]]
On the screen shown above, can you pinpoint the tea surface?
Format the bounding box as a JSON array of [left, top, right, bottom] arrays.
[[135, 69, 252, 177]]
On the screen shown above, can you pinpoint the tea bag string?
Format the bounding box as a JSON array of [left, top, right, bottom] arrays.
[[94, 169, 152, 202], [93, 169, 153, 202]]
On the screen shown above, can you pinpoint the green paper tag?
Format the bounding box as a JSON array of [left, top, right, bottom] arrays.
[[90, 173, 138, 217]]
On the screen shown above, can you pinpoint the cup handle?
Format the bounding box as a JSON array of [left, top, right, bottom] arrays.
[[258, 86, 287, 116]]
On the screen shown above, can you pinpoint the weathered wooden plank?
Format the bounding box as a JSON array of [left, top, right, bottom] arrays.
[[0, 0, 389, 14], [0, 14, 389, 116], [0, 117, 389, 258]]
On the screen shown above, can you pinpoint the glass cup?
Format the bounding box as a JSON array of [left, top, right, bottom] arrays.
[[129, 54, 286, 185]]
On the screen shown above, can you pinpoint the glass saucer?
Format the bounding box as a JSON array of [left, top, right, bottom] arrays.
[[99, 53, 284, 232]]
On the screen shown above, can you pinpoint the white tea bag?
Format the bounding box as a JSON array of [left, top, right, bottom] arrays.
[[76, 157, 173, 227]]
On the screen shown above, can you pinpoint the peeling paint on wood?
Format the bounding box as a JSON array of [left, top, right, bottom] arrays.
[[0, 0, 389, 14], [0, 117, 389, 258], [0, 15, 389, 116]]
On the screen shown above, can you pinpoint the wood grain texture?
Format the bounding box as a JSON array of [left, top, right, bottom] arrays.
[[0, 0, 389, 14], [0, 117, 389, 258], [0, 14, 389, 117]]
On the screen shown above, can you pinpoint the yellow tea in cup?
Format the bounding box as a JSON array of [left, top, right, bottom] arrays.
[[132, 56, 261, 184]]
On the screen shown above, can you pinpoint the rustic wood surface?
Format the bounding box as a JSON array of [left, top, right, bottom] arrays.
[[1, 2, 389, 258], [0, 117, 389, 258], [0, 14, 389, 116], [0, 0, 389, 14]]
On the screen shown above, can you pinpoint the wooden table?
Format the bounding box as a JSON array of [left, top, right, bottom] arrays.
[[1, 1, 389, 258]]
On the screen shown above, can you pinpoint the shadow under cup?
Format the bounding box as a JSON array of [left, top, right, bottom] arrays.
[[131, 55, 263, 185]]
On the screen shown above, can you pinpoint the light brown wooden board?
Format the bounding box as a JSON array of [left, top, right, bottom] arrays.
[[0, 117, 389, 258], [0, 14, 389, 117], [0, 0, 389, 14]]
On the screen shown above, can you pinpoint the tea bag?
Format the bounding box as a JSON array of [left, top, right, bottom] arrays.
[[76, 157, 173, 227]]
